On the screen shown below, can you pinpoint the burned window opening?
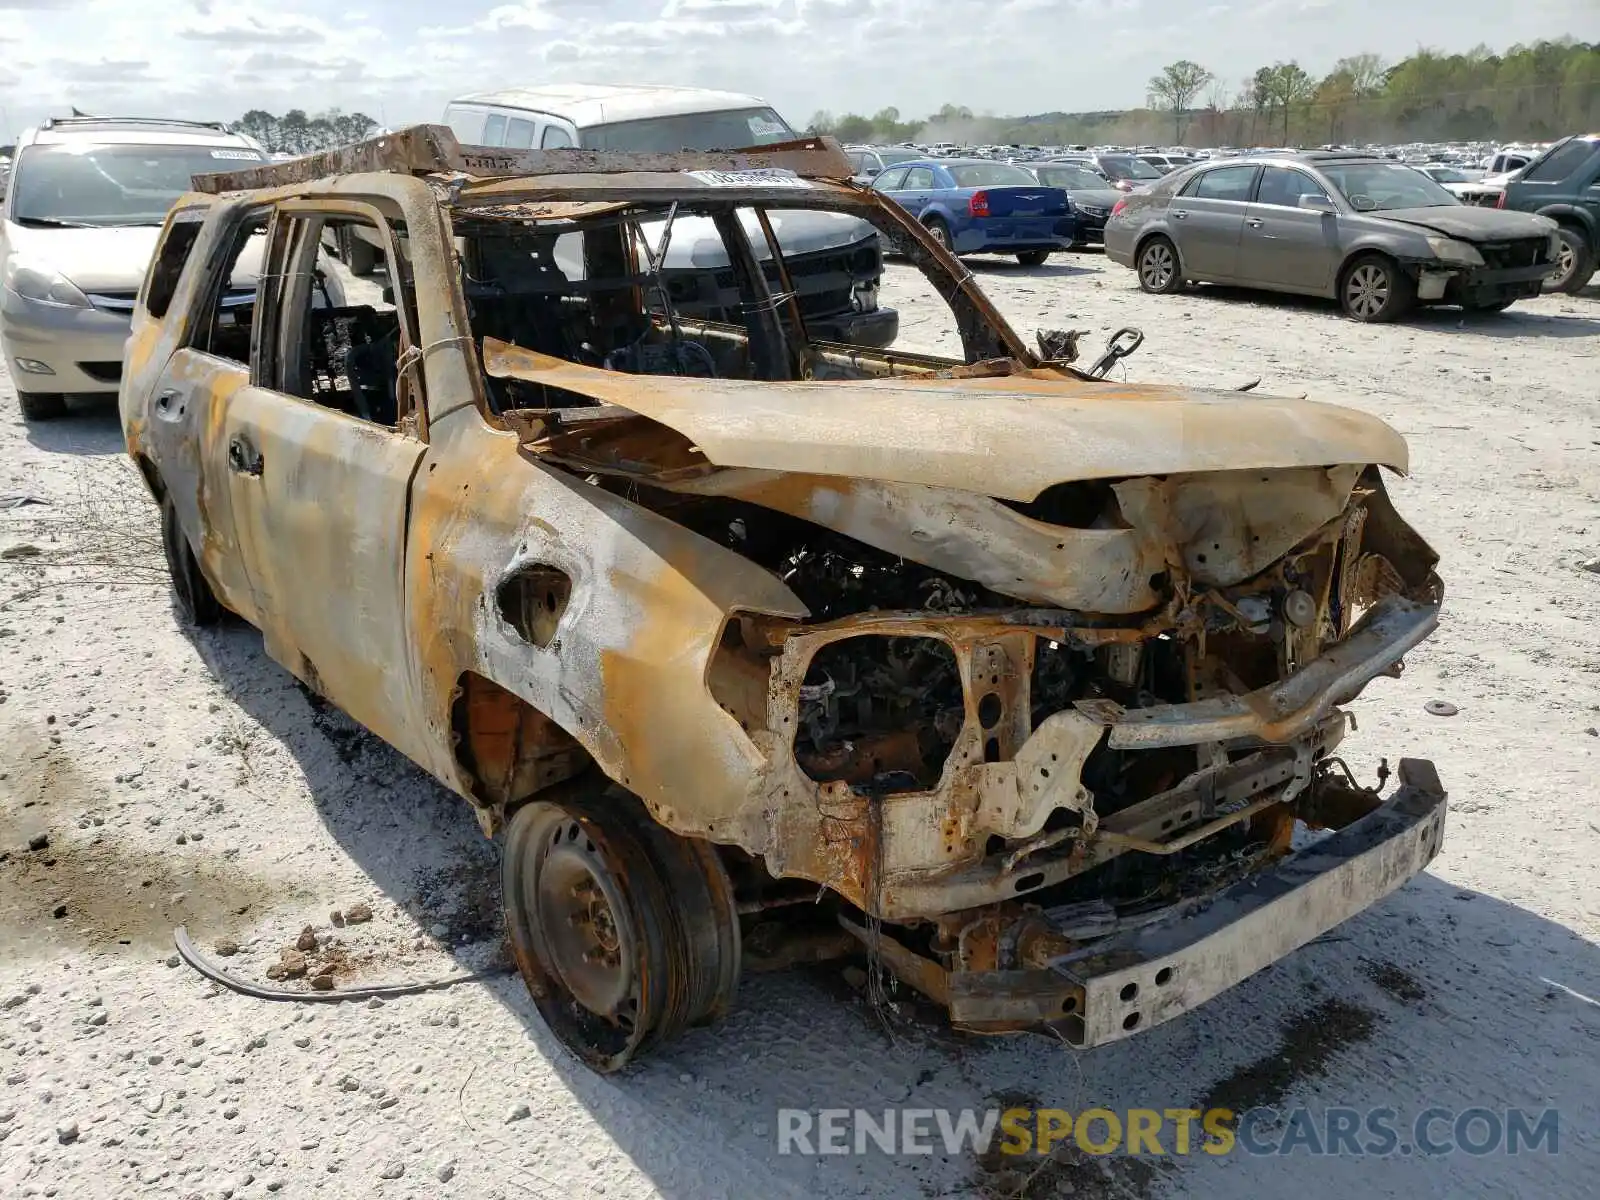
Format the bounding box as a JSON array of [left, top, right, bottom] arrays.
[[457, 194, 1022, 422], [795, 636, 963, 794]]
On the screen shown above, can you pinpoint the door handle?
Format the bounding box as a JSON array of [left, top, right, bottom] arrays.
[[1172, 209, 1188, 220], [227, 435, 262, 477], [1245, 218, 1264, 228]]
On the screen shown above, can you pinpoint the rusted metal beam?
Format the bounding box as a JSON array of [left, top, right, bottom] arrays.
[[192, 124, 857, 194]]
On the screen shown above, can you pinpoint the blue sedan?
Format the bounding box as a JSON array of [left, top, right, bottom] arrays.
[[872, 159, 1075, 264]]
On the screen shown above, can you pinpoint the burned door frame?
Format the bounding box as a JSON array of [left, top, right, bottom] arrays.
[[136, 199, 274, 619], [217, 195, 434, 763]]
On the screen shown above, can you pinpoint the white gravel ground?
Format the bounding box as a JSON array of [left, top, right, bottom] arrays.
[[2, 250, 1598, 1200]]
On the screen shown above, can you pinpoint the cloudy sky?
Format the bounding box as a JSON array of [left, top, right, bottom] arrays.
[[0, 0, 1595, 137]]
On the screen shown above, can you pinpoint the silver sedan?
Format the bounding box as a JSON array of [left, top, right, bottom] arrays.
[[1103, 153, 1560, 321]]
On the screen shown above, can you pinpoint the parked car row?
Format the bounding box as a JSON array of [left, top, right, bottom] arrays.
[[1104, 151, 1567, 321]]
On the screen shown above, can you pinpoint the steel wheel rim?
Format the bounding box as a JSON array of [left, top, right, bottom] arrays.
[[1141, 244, 1174, 289], [532, 819, 640, 1028], [1552, 241, 1576, 286], [1346, 264, 1389, 317]]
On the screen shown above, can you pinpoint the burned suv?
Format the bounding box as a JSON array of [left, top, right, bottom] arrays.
[[123, 126, 1446, 1071]]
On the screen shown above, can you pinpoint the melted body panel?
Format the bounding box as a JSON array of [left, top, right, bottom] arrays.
[[483, 339, 1408, 500]]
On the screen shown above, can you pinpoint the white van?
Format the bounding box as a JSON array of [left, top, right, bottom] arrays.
[[433, 84, 897, 348], [443, 83, 796, 154]]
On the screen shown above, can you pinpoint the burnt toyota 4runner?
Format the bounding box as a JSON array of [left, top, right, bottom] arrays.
[[122, 126, 1446, 1072]]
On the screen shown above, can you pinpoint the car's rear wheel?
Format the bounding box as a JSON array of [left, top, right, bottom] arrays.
[[503, 786, 740, 1073], [1016, 250, 1051, 266], [1339, 254, 1415, 322], [1543, 226, 1594, 295], [922, 216, 952, 253], [17, 391, 67, 422], [160, 495, 224, 627], [1136, 236, 1183, 294]]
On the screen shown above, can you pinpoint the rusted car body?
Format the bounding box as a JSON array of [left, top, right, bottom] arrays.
[[122, 126, 1446, 1070]]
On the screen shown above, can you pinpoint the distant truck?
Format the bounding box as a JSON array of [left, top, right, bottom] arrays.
[[330, 84, 898, 348]]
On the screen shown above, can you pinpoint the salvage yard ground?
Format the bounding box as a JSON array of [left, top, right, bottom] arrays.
[[2, 250, 1598, 1199]]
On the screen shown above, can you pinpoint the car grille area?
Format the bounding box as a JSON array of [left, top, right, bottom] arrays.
[[1478, 239, 1549, 269]]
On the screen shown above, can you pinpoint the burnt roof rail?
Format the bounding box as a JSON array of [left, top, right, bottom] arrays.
[[191, 123, 856, 194]]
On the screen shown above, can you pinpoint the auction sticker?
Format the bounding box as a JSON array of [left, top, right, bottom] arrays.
[[211, 149, 266, 160], [685, 169, 813, 189]]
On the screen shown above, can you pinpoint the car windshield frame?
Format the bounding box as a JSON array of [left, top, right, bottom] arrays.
[[947, 163, 1039, 187], [581, 107, 797, 153], [1318, 161, 1460, 212], [8, 141, 267, 227], [1098, 155, 1164, 181]]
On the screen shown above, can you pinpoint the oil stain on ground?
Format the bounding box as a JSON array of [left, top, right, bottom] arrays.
[[966, 1089, 1177, 1200], [1361, 958, 1428, 1004], [1204, 997, 1382, 1114]]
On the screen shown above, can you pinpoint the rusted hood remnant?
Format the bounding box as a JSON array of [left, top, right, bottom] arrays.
[[481, 339, 1408, 500]]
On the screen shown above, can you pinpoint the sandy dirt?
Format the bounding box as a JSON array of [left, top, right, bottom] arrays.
[[2, 250, 1598, 1200]]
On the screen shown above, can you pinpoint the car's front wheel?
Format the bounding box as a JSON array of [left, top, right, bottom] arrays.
[[1136, 236, 1183, 294], [1339, 253, 1415, 322], [160, 495, 224, 627], [18, 391, 67, 422], [1016, 250, 1051, 266], [503, 787, 741, 1073], [1543, 226, 1595, 295]]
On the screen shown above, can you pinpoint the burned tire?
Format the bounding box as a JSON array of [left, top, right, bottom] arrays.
[[1543, 226, 1594, 295], [1016, 250, 1051, 267], [18, 391, 66, 422], [1339, 253, 1415, 323], [160, 495, 224, 628], [503, 788, 740, 1072], [1136, 236, 1183, 294]]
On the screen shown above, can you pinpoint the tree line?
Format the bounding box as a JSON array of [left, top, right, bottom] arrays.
[[808, 39, 1600, 148], [229, 109, 380, 155]]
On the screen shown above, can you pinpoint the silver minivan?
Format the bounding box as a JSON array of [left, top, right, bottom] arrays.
[[429, 85, 896, 348]]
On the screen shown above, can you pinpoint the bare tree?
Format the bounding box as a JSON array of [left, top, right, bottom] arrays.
[[1147, 60, 1216, 142]]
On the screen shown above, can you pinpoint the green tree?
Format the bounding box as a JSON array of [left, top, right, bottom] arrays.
[[233, 109, 279, 149], [833, 114, 876, 143], [1267, 62, 1315, 143], [1147, 60, 1215, 142]]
